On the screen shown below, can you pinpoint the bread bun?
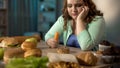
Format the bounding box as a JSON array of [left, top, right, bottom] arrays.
[[0, 37, 18, 47], [76, 52, 98, 66], [0, 37, 6, 42], [21, 41, 37, 51], [4, 47, 24, 63], [24, 48, 42, 58], [56, 46, 69, 54], [13, 35, 41, 44]]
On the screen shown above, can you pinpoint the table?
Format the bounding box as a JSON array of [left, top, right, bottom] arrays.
[[37, 40, 82, 56], [37, 40, 120, 68], [0, 40, 120, 68]]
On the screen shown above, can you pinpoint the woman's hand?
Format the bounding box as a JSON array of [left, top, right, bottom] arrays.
[[46, 38, 58, 48], [75, 6, 89, 35], [76, 6, 89, 22]]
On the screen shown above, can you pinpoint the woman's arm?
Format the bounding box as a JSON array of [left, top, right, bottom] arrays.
[[77, 16, 106, 50], [45, 16, 64, 48]]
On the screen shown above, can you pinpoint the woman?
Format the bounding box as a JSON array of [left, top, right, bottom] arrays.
[[45, 0, 105, 51]]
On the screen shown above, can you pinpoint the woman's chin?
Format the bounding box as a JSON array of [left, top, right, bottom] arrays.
[[72, 16, 77, 20]]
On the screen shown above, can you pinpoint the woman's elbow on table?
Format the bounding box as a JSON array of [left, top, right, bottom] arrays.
[[80, 46, 90, 51], [80, 42, 96, 51]]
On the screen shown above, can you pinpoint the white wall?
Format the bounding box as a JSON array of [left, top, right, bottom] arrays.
[[93, 0, 120, 45]]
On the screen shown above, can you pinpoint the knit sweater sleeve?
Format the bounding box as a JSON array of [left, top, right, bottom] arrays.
[[45, 15, 64, 41]]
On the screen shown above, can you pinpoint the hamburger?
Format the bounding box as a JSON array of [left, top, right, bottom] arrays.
[[4, 47, 24, 63], [0, 37, 19, 47], [24, 48, 42, 58], [21, 41, 37, 51], [13, 35, 41, 44]]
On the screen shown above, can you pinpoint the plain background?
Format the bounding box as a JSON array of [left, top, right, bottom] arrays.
[[93, 0, 120, 46]]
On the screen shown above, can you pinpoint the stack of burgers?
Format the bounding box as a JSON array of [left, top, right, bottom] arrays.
[[2, 37, 42, 63], [21, 38, 42, 58]]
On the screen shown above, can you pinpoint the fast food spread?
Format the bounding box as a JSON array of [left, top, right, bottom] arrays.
[[0, 38, 120, 68]]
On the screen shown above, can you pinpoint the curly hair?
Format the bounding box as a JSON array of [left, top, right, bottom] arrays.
[[62, 0, 103, 30]]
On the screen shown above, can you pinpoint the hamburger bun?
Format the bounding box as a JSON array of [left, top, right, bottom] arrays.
[[4, 47, 24, 63], [0, 37, 18, 47], [24, 48, 42, 58], [21, 41, 37, 51]]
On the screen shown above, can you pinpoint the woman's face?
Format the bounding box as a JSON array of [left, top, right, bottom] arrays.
[[67, 0, 84, 20]]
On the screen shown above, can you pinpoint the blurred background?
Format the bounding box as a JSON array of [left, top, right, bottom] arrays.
[[0, 0, 63, 39], [0, 0, 120, 45]]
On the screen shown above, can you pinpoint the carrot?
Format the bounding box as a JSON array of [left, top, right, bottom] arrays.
[[54, 32, 59, 41]]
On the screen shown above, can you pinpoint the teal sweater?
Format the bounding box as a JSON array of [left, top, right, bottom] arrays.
[[45, 15, 106, 50]]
